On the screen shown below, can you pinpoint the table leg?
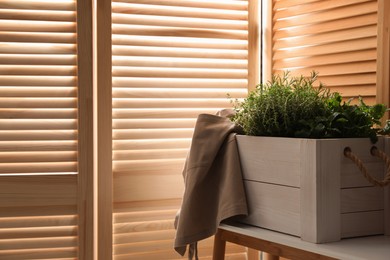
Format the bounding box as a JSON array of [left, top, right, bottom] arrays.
[[247, 248, 259, 260], [213, 229, 226, 260], [263, 252, 279, 260]]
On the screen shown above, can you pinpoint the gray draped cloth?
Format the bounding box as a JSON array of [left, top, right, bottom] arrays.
[[174, 111, 248, 258]]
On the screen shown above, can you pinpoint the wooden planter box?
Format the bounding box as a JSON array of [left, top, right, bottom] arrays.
[[236, 135, 390, 243]]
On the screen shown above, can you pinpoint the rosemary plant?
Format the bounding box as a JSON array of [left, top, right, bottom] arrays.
[[231, 71, 389, 143]]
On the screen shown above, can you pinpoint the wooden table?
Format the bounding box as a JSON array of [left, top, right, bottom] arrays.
[[213, 223, 390, 260]]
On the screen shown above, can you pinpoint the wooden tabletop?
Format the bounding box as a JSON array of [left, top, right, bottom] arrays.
[[215, 223, 390, 260]]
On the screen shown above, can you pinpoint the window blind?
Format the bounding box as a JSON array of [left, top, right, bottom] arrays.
[[0, 0, 79, 258], [0, 0, 78, 176], [272, 0, 378, 103], [111, 0, 254, 258]]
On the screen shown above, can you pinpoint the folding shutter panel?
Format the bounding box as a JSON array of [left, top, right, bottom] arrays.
[[0, 0, 79, 259], [376, 0, 390, 107], [272, 0, 378, 103], [111, 0, 255, 258]]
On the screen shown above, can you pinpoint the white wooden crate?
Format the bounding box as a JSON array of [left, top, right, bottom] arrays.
[[236, 135, 390, 243]]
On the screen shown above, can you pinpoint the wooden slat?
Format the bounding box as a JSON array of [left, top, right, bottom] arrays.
[[0, 20, 75, 32], [273, 1, 377, 30], [274, 13, 377, 39], [0, 54, 76, 65], [273, 38, 377, 60], [0, 248, 77, 260], [0, 237, 77, 250], [112, 67, 247, 79], [274, 0, 322, 10], [0, 226, 77, 239], [0, 9, 75, 21], [0, 43, 76, 54], [0, 120, 76, 130], [114, 219, 174, 234], [273, 49, 376, 69], [0, 65, 76, 76], [113, 78, 247, 89], [113, 128, 193, 139], [241, 181, 300, 236], [113, 98, 232, 108], [351, 96, 376, 105], [113, 45, 247, 59], [0, 0, 76, 11], [274, 0, 372, 20], [113, 168, 184, 177], [341, 187, 384, 213], [114, 229, 175, 245], [113, 0, 248, 11], [113, 88, 246, 98], [0, 129, 77, 141], [274, 25, 377, 50], [114, 239, 181, 255], [113, 118, 196, 129], [0, 109, 76, 119], [329, 85, 376, 97], [237, 136, 301, 187], [114, 159, 185, 173], [0, 151, 77, 162], [0, 76, 76, 86], [112, 2, 247, 20], [274, 61, 376, 77], [113, 13, 247, 30], [113, 149, 188, 160], [0, 98, 77, 108], [112, 108, 218, 119], [0, 32, 76, 43], [113, 25, 247, 40], [0, 162, 77, 174], [113, 249, 185, 260], [113, 36, 246, 50], [0, 215, 77, 229], [114, 209, 176, 223], [112, 56, 247, 68], [113, 199, 181, 213], [43, 258, 77, 260], [341, 210, 384, 238], [0, 87, 76, 97], [0, 140, 76, 151], [316, 73, 376, 86], [0, 206, 77, 218]]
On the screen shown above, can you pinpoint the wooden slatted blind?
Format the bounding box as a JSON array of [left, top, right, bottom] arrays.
[[0, 0, 79, 258], [0, 0, 78, 176], [272, 0, 378, 103], [111, 0, 256, 258]]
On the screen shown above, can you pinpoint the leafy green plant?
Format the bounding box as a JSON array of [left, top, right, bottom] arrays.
[[231, 71, 389, 143]]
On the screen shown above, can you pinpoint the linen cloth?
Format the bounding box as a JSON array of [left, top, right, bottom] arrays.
[[174, 112, 248, 257]]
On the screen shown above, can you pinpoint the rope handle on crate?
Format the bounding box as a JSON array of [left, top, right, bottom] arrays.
[[344, 146, 390, 187]]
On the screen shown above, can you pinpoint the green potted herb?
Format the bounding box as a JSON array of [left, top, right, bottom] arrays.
[[230, 72, 390, 244], [231, 71, 389, 143]]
